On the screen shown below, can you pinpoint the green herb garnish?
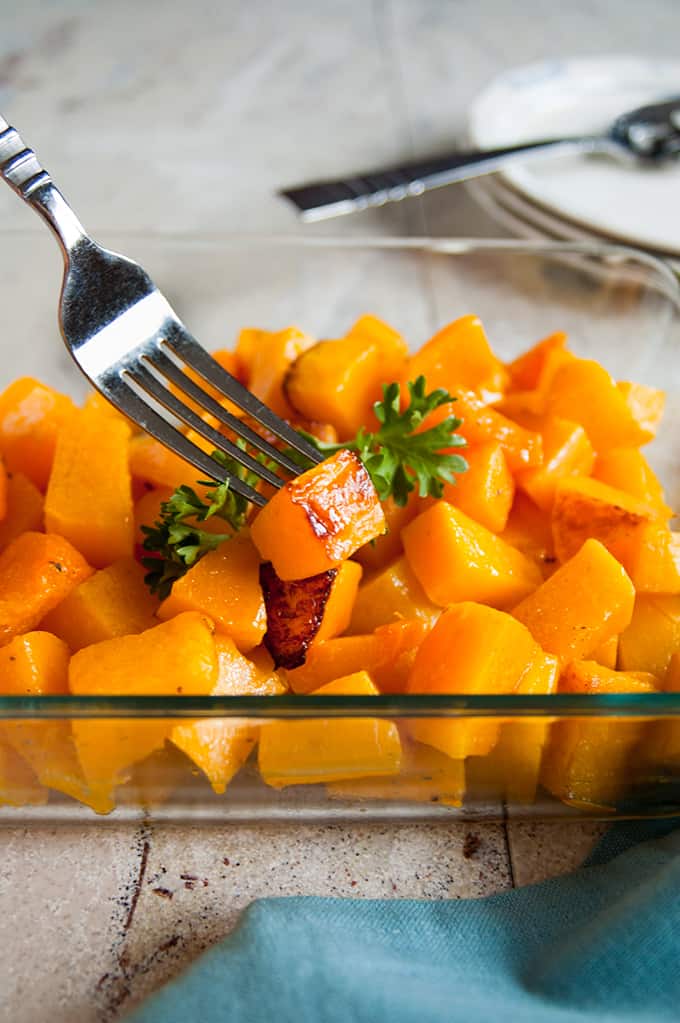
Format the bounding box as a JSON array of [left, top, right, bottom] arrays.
[[292, 376, 468, 506], [141, 445, 261, 597]]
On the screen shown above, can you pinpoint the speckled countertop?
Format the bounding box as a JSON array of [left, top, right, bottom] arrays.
[[0, 2, 678, 1019]]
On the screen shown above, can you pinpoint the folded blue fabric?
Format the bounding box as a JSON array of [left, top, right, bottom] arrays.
[[127, 819, 680, 1023]]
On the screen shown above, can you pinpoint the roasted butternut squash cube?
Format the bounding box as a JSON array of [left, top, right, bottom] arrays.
[[551, 476, 654, 567], [499, 492, 556, 575], [250, 450, 385, 580], [0, 631, 106, 811], [425, 391, 543, 472], [0, 377, 76, 489], [41, 558, 159, 651], [541, 662, 658, 809], [258, 672, 402, 788], [441, 441, 514, 532], [402, 502, 541, 609], [0, 531, 92, 647], [286, 617, 432, 695], [616, 381, 665, 442], [283, 324, 408, 438], [0, 471, 44, 552], [407, 315, 508, 403], [353, 492, 422, 572], [69, 613, 218, 803], [260, 560, 361, 669], [129, 434, 199, 491], [506, 332, 568, 391], [623, 523, 680, 594], [513, 538, 635, 664], [0, 737, 47, 808], [328, 737, 464, 807], [592, 634, 619, 670], [348, 555, 439, 634], [158, 535, 266, 652], [593, 448, 672, 519], [239, 326, 315, 418], [618, 594, 680, 681], [516, 417, 594, 512], [470, 652, 559, 804], [407, 602, 549, 760], [171, 635, 287, 794], [45, 406, 134, 567], [544, 358, 653, 451]]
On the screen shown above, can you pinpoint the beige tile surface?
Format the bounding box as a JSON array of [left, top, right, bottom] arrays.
[[0, 0, 677, 1018]]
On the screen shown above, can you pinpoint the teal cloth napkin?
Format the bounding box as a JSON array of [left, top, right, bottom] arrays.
[[127, 819, 680, 1023]]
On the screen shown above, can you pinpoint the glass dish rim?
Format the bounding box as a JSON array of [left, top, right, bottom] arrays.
[[2, 224, 679, 292], [1, 694, 680, 718]]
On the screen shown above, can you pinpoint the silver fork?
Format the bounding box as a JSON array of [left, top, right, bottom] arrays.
[[0, 114, 322, 506]]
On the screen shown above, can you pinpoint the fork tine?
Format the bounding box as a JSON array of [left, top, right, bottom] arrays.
[[162, 332, 325, 464], [117, 381, 267, 506], [127, 363, 287, 490], [147, 348, 306, 477]]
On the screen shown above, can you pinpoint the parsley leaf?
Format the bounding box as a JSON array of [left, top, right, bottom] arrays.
[[141, 444, 265, 597], [290, 376, 468, 506]]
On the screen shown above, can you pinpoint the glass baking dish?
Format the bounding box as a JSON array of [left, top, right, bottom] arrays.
[[0, 234, 679, 823]]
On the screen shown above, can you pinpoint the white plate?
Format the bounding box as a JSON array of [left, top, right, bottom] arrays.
[[468, 56, 680, 255]]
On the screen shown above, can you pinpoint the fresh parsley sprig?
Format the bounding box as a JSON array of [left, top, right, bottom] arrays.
[[141, 445, 262, 597], [293, 376, 468, 506]]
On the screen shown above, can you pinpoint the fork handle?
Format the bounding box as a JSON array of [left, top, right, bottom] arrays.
[[0, 114, 86, 253]]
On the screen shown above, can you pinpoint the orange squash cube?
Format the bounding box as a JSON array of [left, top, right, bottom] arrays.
[[616, 381, 665, 443], [513, 538, 635, 664], [0, 631, 105, 811], [353, 492, 422, 572], [348, 555, 439, 634], [441, 441, 514, 532], [69, 612, 218, 802], [0, 531, 92, 647], [258, 671, 402, 788], [499, 492, 556, 575], [158, 535, 266, 652], [551, 476, 654, 566], [41, 558, 159, 651], [283, 324, 408, 438], [45, 406, 134, 567], [328, 737, 465, 807], [0, 738, 47, 808], [0, 458, 6, 521], [618, 594, 680, 681], [0, 377, 76, 490], [541, 662, 658, 809], [0, 472, 44, 552], [471, 652, 559, 804], [592, 634, 619, 670], [516, 417, 594, 512], [260, 560, 362, 669], [238, 326, 316, 418], [402, 502, 541, 609], [406, 315, 508, 403], [129, 434, 199, 491], [286, 617, 432, 695], [250, 449, 385, 580], [407, 602, 549, 760], [425, 391, 543, 472], [171, 635, 287, 794], [593, 448, 672, 518], [544, 358, 652, 451], [506, 331, 568, 391], [621, 523, 680, 594]]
